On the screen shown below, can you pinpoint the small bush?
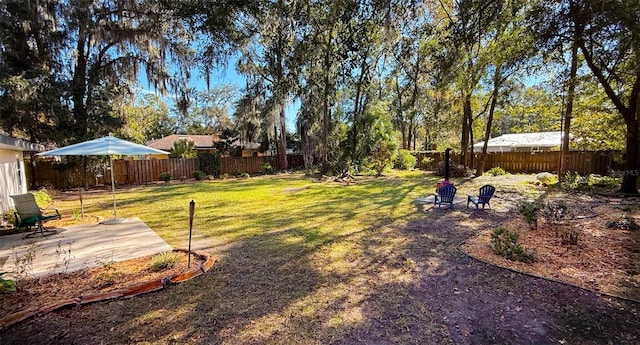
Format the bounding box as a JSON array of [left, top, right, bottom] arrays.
[[606, 214, 640, 230], [207, 175, 215, 180], [221, 173, 229, 180], [150, 252, 181, 272], [535, 172, 558, 186], [421, 156, 434, 168], [393, 150, 417, 170], [240, 172, 250, 179], [159, 172, 171, 183], [95, 262, 122, 287], [539, 200, 571, 225], [261, 162, 276, 174], [0, 272, 16, 292], [31, 190, 53, 208], [560, 228, 580, 245], [434, 160, 473, 177], [487, 167, 508, 176], [192, 170, 206, 181], [518, 201, 541, 228], [491, 227, 534, 263]]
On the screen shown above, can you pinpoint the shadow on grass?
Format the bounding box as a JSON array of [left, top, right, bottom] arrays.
[[3, 174, 639, 344]]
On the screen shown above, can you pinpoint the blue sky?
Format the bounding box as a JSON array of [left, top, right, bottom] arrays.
[[139, 57, 299, 132]]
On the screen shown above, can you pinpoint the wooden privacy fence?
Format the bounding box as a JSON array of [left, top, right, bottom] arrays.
[[30, 154, 305, 188], [415, 150, 620, 175]]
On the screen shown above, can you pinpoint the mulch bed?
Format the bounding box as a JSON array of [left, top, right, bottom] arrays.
[[0, 251, 203, 317], [462, 204, 640, 301]]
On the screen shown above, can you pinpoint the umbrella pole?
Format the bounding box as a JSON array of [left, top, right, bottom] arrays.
[[110, 155, 117, 218]]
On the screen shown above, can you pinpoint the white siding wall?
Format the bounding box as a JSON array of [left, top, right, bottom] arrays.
[[0, 149, 27, 213]]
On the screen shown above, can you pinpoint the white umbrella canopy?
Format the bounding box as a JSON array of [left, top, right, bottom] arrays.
[[37, 135, 169, 223]]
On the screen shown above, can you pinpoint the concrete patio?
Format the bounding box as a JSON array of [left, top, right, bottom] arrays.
[[0, 217, 172, 277]]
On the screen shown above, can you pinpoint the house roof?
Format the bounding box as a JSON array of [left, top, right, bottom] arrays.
[[0, 134, 44, 151], [146, 134, 220, 151], [473, 131, 564, 149]]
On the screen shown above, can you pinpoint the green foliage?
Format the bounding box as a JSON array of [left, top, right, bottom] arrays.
[[0, 272, 16, 293], [192, 170, 207, 180], [434, 160, 473, 177], [539, 201, 571, 224], [170, 139, 196, 158], [535, 172, 558, 186], [261, 162, 276, 174], [95, 262, 122, 287], [393, 150, 417, 170], [606, 214, 639, 230], [518, 201, 541, 227], [150, 252, 181, 272], [561, 172, 619, 191], [198, 152, 222, 178], [486, 167, 507, 176], [560, 229, 580, 246], [491, 227, 534, 263], [421, 156, 434, 167], [240, 173, 250, 179], [159, 172, 171, 182], [31, 190, 53, 208], [2, 210, 17, 226]]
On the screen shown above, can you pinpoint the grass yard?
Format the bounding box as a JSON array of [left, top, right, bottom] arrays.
[[3, 171, 640, 344]]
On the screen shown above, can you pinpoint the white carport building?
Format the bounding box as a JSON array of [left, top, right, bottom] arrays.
[[473, 131, 565, 153]]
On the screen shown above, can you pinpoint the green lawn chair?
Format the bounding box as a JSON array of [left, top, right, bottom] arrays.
[[10, 193, 60, 238]]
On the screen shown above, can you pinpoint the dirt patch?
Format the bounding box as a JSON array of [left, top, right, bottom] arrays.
[[462, 203, 640, 302], [0, 251, 203, 317]]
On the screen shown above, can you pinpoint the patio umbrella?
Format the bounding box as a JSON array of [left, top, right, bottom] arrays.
[[37, 135, 169, 223]]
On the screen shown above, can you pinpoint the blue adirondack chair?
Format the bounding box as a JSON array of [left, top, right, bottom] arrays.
[[434, 184, 457, 208], [467, 185, 496, 209]]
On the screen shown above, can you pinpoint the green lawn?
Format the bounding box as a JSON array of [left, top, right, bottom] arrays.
[[39, 171, 546, 343], [55, 171, 449, 248]]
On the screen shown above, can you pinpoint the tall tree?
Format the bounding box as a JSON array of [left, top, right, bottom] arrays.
[[565, 0, 640, 193]]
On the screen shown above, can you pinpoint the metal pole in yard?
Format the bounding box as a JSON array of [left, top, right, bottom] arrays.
[[188, 199, 195, 268]]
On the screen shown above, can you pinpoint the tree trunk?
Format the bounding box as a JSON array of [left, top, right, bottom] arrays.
[[621, 117, 639, 193], [278, 105, 288, 170], [560, 36, 579, 181], [460, 93, 472, 166], [476, 69, 501, 176]]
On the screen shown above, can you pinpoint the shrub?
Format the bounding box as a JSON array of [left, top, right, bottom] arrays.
[[0, 272, 16, 292], [150, 252, 181, 271], [31, 190, 53, 208], [221, 173, 229, 180], [421, 156, 434, 168], [539, 201, 571, 225], [197, 152, 222, 178], [487, 167, 508, 176], [192, 170, 206, 181], [536, 172, 558, 186], [159, 172, 171, 183], [434, 160, 473, 177], [95, 265, 122, 287], [240, 172, 250, 179], [261, 162, 276, 174], [518, 201, 541, 229], [490, 227, 534, 263], [393, 150, 417, 170], [560, 228, 580, 245], [207, 175, 215, 180]]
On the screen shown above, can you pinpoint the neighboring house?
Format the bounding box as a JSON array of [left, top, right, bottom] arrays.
[[473, 131, 566, 153], [0, 134, 44, 213], [146, 134, 263, 157]]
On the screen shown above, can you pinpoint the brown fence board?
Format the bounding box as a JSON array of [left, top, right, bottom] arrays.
[[415, 150, 618, 175]]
